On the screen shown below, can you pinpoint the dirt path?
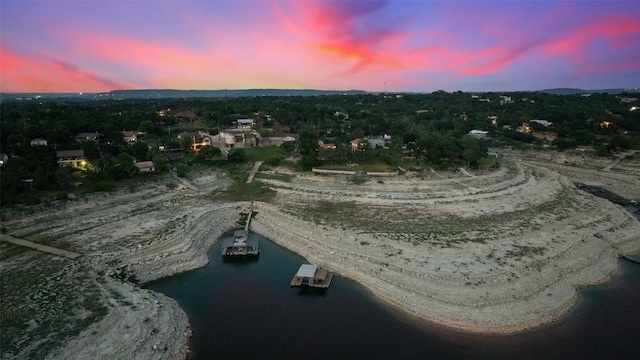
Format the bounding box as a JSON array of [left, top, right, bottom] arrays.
[[246, 161, 263, 183], [603, 150, 636, 172], [0, 233, 81, 259]]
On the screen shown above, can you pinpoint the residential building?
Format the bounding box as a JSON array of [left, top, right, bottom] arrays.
[[334, 111, 349, 119], [350, 138, 363, 150], [235, 119, 255, 129], [318, 140, 336, 150], [75, 132, 100, 143], [366, 137, 387, 149], [467, 130, 489, 139], [218, 129, 257, 148], [174, 110, 197, 123], [30, 138, 48, 146], [56, 150, 87, 170], [177, 131, 214, 152], [122, 131, 147, 143], [530, 119, 553, 127], [135, 161, 156, 172]]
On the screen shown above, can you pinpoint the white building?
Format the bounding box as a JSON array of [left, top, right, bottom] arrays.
[[530, 119, 553, 127], [467, 130, 489, 139], [135, 161, 156, 172], [30, 138, 48, 146], [219, 129, 257, 148], [235, 119, 255, 129]]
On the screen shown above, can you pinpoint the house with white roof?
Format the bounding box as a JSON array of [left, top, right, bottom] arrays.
[[467, 130, 490, 139], [530, 119, 553, 127], [30, 138, 48, 146], [235, 119, 255, 129]]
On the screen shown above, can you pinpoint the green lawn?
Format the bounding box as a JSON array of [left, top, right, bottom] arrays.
[[478, 157, 497, 168], [242, 146, 290, 162], [207, 162, 276, 202]]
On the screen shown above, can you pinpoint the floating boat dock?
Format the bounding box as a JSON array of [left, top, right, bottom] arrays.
[[222, 209, 260, 257], [221, 229, 260, 257], [290, 264, 333, 288]]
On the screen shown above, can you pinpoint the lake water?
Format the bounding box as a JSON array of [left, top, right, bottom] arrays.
[[148, 233, 640, 359]]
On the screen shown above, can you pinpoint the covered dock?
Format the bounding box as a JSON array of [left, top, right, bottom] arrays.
[[221, 229, 260, 257], [290, 264, 333, 288]]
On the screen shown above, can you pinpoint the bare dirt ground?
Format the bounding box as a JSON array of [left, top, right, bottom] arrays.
[[1, 152, 639, 359]]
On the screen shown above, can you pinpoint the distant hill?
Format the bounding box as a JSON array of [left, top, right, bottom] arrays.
[[0, 89, 368, 101], [106, 88, 368, 99], [540, 88, 638, 95], [3, 87, 638, 102]]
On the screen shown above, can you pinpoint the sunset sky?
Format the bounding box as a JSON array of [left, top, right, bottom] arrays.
[[1, 0, 639, 93]]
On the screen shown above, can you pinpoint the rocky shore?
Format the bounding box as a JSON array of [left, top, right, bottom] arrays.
[[1, 155, 639, 358]]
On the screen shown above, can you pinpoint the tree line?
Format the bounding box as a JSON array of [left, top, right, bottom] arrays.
[[1, 90, 639, 205]]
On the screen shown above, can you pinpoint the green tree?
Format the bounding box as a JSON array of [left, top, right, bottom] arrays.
[[227, 148, 247, 163], [107, 153, 138, 179], [180, 136, 194, 152], [55, 167, 73, 189], [131, 141, 150, 161], [139, 120, 156, 134], [198, 145, 222, 160], [152, 154, 170, 172], [461, 136, 481, 168], [298, 126, 320, 169], [280, 140, 296, 153], [121, 118, 138, 131]]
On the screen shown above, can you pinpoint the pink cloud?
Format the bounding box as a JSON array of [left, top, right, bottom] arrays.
[[271, 1, 544, 80], [441, 11, 640, 78], [0, 47, 131, 92], [272, 1, 415, 75], [3, 1, 637, 93], [541, 14, 640, 57], [52, 29, 245, 89]]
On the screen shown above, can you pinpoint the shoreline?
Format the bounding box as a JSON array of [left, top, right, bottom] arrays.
[[248, 201, 639, 334], [2, 158, 639, 359]]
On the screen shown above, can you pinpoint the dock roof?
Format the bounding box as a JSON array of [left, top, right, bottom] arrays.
[[295, 264, 317, 278], [580, 181, 605, 187]]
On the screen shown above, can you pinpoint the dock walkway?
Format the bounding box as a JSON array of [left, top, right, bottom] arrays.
[[222, 207, 260, 257], [246, 161, 263, 183], [0, 234, 81, 259], [620, 254, 640, 265]]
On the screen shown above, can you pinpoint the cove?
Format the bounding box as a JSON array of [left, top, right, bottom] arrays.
[[148, 233, 640, 359]]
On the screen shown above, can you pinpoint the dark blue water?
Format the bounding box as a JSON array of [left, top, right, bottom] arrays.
[[149, 233, 640, 359]]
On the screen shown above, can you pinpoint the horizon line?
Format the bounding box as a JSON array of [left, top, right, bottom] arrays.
[[2, 86, 639, 95]]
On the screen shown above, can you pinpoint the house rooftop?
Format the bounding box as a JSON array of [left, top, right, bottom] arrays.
[[134, 161, 155, 169], [56, 150, 85, 158]]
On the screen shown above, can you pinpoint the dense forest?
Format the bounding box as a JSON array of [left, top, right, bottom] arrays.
[[1, 90, 639, 205]]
